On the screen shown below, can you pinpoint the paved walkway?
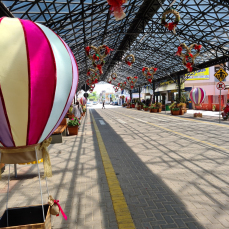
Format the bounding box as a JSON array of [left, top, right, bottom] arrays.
[[1, 107, 229, 228]]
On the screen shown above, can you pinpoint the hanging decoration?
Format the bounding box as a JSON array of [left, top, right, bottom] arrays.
[[176, 43, 202, 72], [85, 45, 113, 61], [107, 0, 127, 21], [111, 73, 117, 80], [120, 95, 125, 99], [107, 78, 112, 84], [97, 45, 114, 59], [117, 82, 127, 90], [92, 60, 105, 75], [87, 68, 100, 79], [0, 17, 78, 175], [189, 88, 206, 105], [126, 76, 138, 89], [142, 67, 157, 83], [113, 86, 119, 92], [161, 8, 180, 33], [125, 54, 135, 67]]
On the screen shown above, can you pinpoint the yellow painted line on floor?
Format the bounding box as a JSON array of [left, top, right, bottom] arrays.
[[91, 111, 135, 229], [114, 111, 229, 153], [128, 108, 229, 128]]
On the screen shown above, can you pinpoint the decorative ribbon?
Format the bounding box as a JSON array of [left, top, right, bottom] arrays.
[[37, 137, 52, 177], [54, 199, 67, 220], [48, 195, 67, 220]]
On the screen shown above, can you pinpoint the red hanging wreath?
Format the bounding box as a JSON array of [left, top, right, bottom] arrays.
[[113, 86, 119, 92], [142, 67, 157, 82], [176, 43, 202, 72]]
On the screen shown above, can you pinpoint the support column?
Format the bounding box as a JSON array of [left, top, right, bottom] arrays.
[[130, 90, 132, 101], [177, 75, 181, 102], [139, 87, 141, 101], [153, 83, 155, 104]]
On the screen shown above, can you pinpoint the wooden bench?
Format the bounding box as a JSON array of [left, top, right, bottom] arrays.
[[0, 163, 5, 174], [51, 118, 68, 144]]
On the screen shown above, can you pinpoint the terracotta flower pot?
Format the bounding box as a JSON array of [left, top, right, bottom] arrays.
[[137, 106, 141, 110], [131, 104, 135, 108], [179, 109, 185, 115], [172, 110, 180, 115], [150, 108, 157, 113], [158, 108, 162, 112], [144, 108, 149, 111], [68, 125, 79, 135]]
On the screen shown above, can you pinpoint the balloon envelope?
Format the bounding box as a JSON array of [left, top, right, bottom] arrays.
[[0, 17, 78, 147], [189, 88, 206, 105]]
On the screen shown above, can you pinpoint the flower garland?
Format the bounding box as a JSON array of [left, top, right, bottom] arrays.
[[107, 0, 128, 21], [176, 43, 202, 72], [142, 67, 157, 83], [117, 82, 127, 90], [113, 86, 119, 92], [111, 72, 117, 80], [161, 8, 180, 33], [125, 54, 135, 67], [126, 76, 138, 89]]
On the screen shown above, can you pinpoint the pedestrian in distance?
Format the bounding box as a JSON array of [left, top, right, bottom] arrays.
[[102, 101, 105, 109]]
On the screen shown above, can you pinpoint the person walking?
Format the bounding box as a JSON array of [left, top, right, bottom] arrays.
[[73, 101, 83, 119], [102, 101, 105, 109]]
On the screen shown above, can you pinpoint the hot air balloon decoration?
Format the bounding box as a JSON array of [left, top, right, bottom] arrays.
[[0, 17, 77, 225], [79, 97, 87, 106], [189, 88, 206, 105]]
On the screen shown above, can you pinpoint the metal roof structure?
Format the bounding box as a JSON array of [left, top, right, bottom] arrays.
[[1, 0, 229, 91]]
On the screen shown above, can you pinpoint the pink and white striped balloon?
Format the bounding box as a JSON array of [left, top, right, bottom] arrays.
[[0, 17, 78, 147], [189, 88, 206, 105]]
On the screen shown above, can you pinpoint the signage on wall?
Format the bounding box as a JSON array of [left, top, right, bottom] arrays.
[[214, 68, 228, 82], [186, 68, 209, 80]]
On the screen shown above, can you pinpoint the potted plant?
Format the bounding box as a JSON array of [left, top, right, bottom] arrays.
[[212, 104, 216, 111], [143, 105, 149, 111], [172, 107, 180, 115], [131, 102, 135, 108], [82, 107, 86, 116], [67, 105, 74, 119], [155, 102, 162, 112], [67, 117, 81, 135], [169, 102, 176, 115], [178, 103, 186, 115], [149, 105, 158, 113]]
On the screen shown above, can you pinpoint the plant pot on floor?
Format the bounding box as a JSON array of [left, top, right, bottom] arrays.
[[137, 106, 141, 110], [150, 108, 157, 113], [172, 110, 180, 115], [144, 108, 149, 111], [68, 125, 79, 135], [158, 108, 162, 113], [179, 109, 185, 115], [131, 104, 135, 108], [0, 204, 51, 229]]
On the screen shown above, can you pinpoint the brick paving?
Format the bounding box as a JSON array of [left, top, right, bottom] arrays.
[[0, 112, 117, 229], [92, 108, 229, 229], [1, 107, 229, 228]]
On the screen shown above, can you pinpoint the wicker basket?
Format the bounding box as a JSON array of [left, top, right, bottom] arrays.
[[0, 204, 51, 229]]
